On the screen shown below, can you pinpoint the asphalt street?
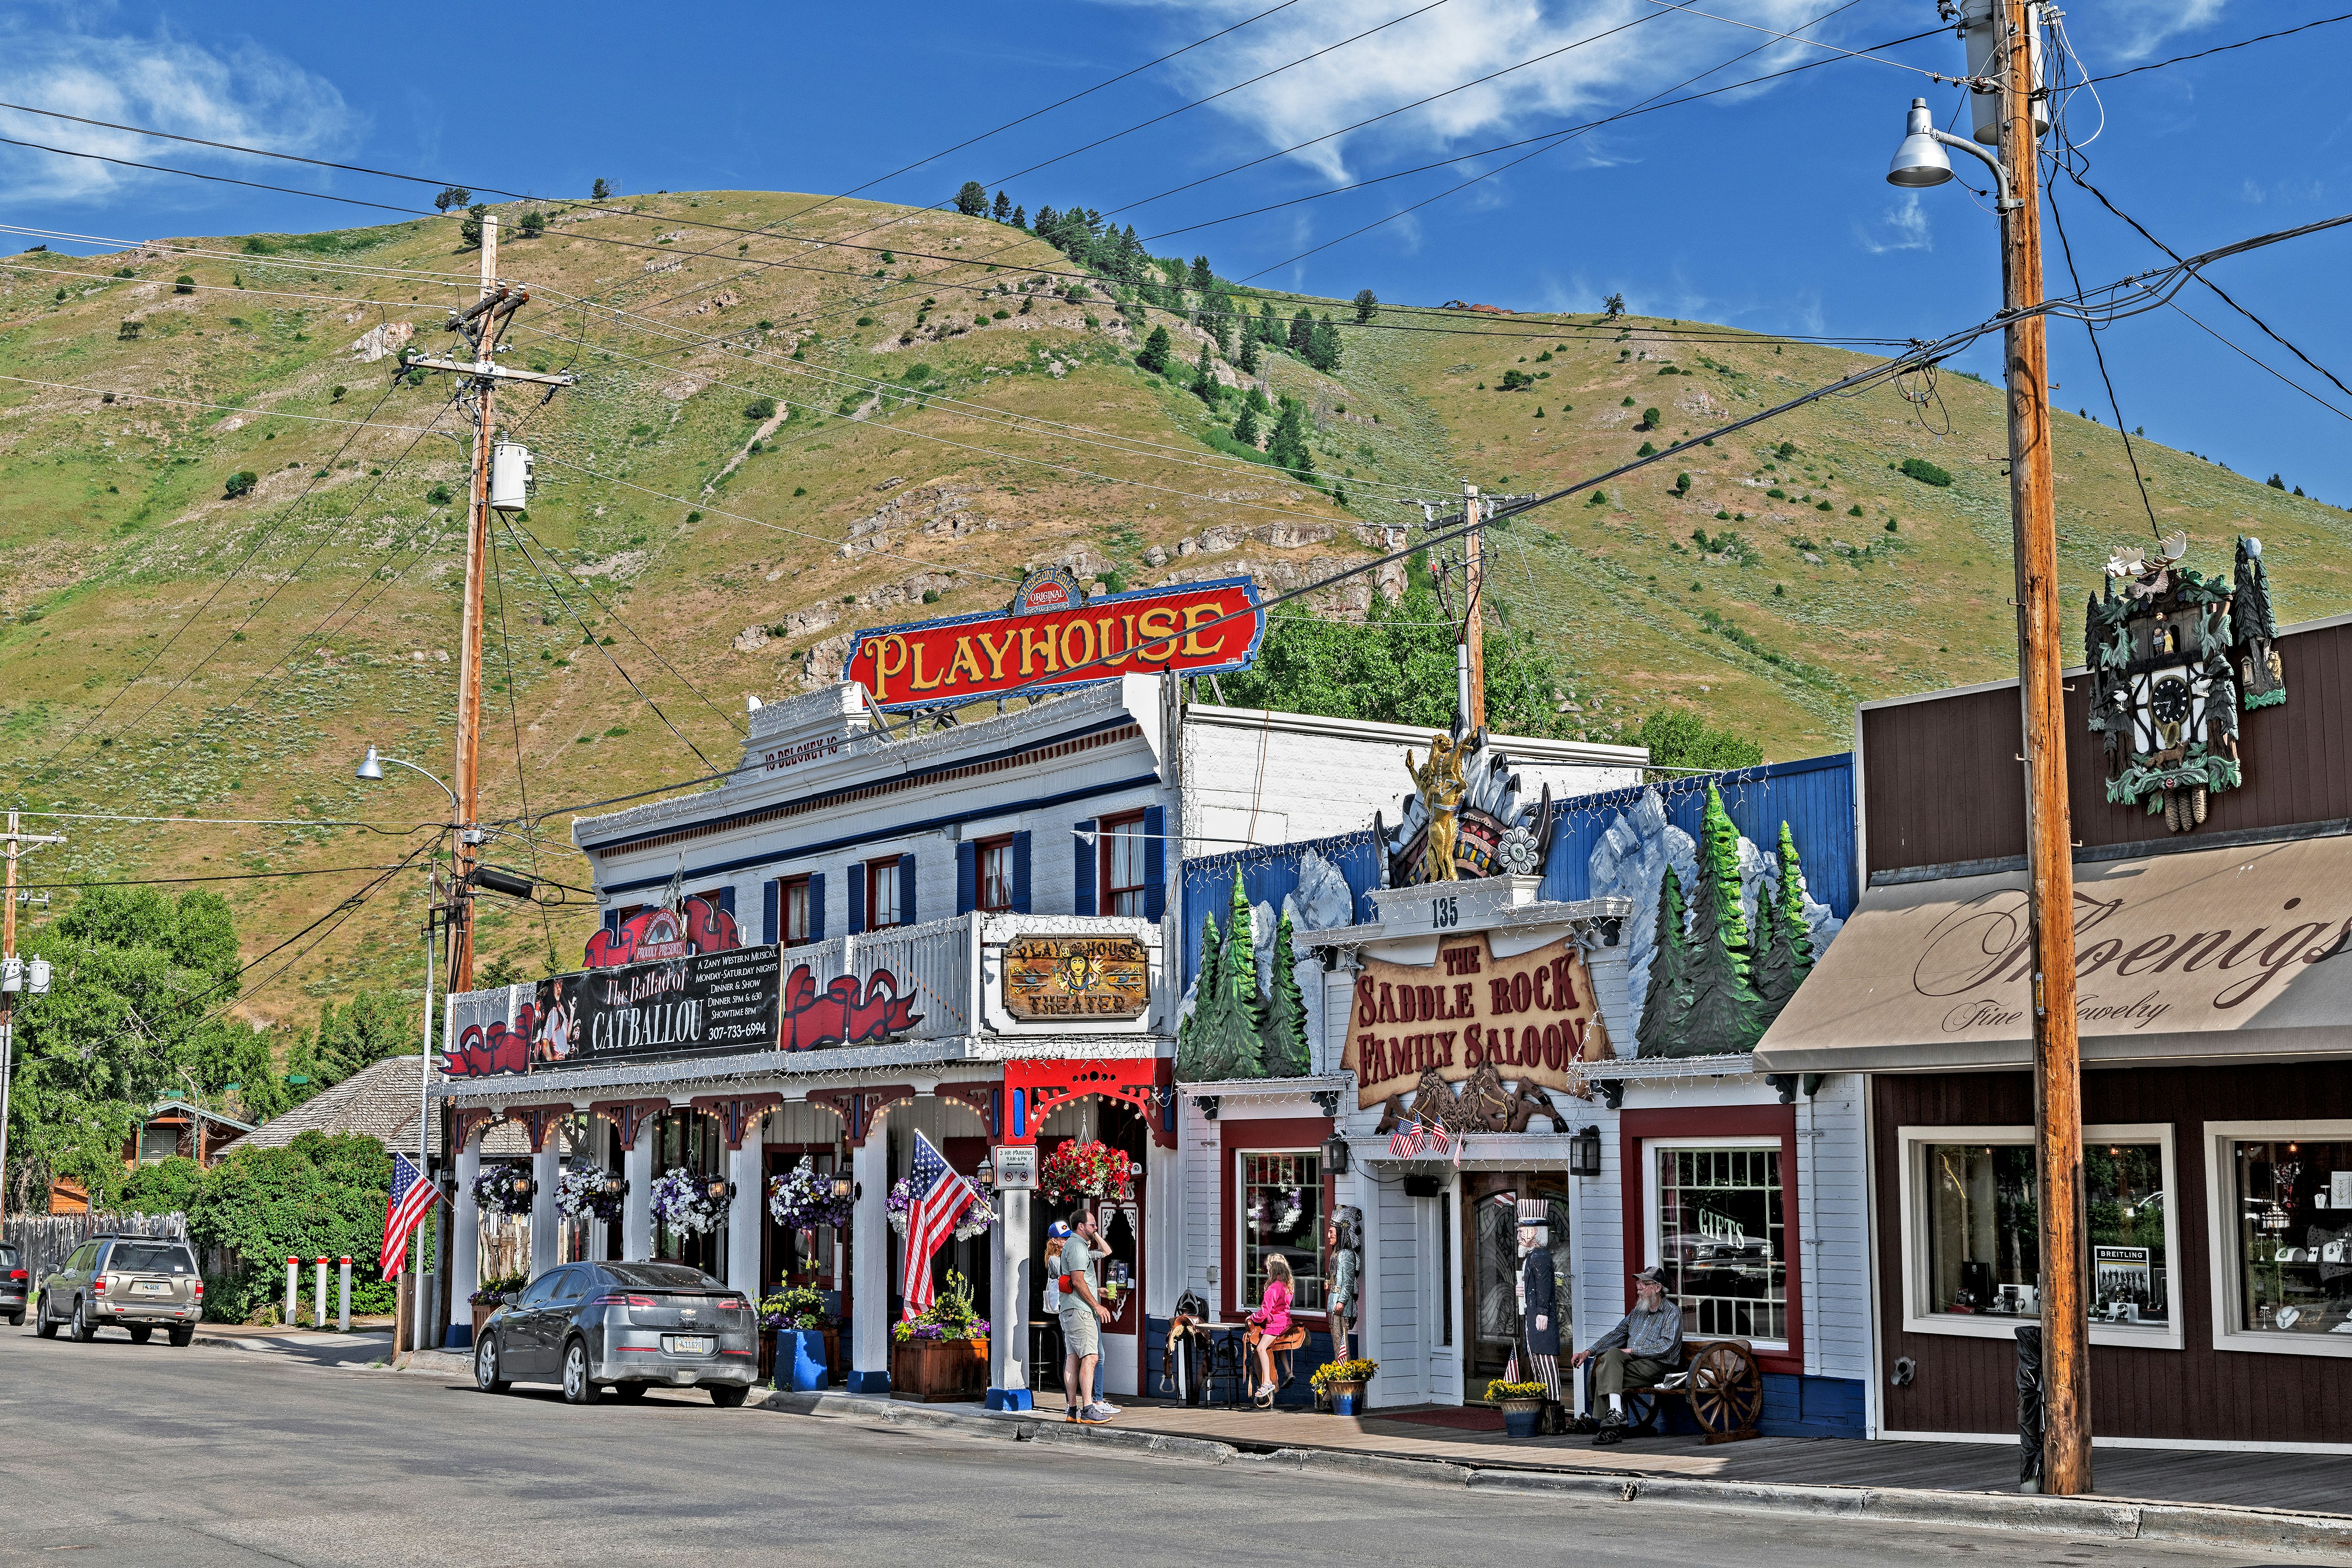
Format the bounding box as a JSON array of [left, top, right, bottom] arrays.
[[0, 1322, 2321, 1567]]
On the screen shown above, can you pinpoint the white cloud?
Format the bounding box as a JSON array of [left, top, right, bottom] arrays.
[[0, 21, 356, 205], [1855, 192, 1930, 254], [1113, 0, 1866, 187], [2094, 0, 2231, 63]]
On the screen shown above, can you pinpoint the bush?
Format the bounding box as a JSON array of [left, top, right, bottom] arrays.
[[744, 396, 777, 420], [1674, 472, 1691, 495], [518, 210, 546, 239], [117, 319, 143, 340], [425, 482, 455, 505], [174, 274, 195, 294], [223, 470, 258, 499], [189, 1131, 412, 1321], [331, 385, 348, 402], [856, 316, 874, 327], [1899, 456, 1953, 487], [1641, 407, 1662, 429]]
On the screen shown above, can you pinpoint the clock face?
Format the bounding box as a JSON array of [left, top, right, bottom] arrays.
[[2130, 663, 2206, 754], [2150, 675, 2191, 724]]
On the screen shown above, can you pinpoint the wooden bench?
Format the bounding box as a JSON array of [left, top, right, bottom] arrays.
[[1622, 1337, 1763, 1444]]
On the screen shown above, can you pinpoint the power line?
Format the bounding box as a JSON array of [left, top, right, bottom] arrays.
[[13, 863, 416, 889], [10, 810, 441, 831], [2084, 13, 2352, 85]]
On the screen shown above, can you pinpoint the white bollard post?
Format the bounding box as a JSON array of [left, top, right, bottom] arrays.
[[313, 1257, 328, 1330], [285, 1257, 299, 1328], [338, 1256, 352, 1332]]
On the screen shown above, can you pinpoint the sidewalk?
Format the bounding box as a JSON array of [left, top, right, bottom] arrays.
[[755, 1390, 2352, 1560], [192, 1321, 399, 1369]]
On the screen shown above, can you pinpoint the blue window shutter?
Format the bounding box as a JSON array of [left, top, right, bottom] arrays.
[[762, 880, 779, 946], [900, 853, 917, 925], [714, 886, 736, 918], [602, 909, 620, 937], [848, 868, 865, 935], [1012, 832, 1032, 914], [809, 873, 826, 941], [1144, 805, 1166, 922], [1073, 820, 1097, 916], [955, 841, 976, 915]]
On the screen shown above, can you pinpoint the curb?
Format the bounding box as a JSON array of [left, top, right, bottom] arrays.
[[757, 1391, 2352, 1558]]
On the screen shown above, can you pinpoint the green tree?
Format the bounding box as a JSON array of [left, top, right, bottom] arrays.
[[1231, 399, 1262, 447], [1189, 255, 1215, 295], [1353, 287, 1379, 324], [954, 181, 990, 216], [1256, 301, 1281, 344], [1616, 709, 1762, 776], [1208, 292, 1237, 358], [1178, 876, 1265, 1081], [1604, 292, 1626, 317], [1306, 314, 1343, 373], [1136, 324, 1173, 375], [591, 178, 610, 201], [1675, 786, 1765, 1055], [517, 209, 546, 239], [1266, 397, 1315, 480], [1237, 330, 1260, 376], [434, 186, 471, 213], [460, 204, 488, 248], [1263, 911, 1311, 1077], [120, 1155, 204, 1215], [992, 190, 1012, 223], [190, 1131, 412, 1319], [1636, 866, 1692, 1055], [1287, 308, 1314, 355], [223, 470, 258, 499], [1191, 341, 1220, 406], [1751, 822, 1816, 1018]]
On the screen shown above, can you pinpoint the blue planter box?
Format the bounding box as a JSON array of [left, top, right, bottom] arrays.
[[1502, 1405, 1542, 1438], [779, 1328, 829, 1392], [1332, 1391, 1361, 1416]]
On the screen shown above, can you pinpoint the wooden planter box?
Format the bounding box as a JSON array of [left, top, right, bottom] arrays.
[[891, 1336, 987, 1402], [470, 1302, 500, 1342]]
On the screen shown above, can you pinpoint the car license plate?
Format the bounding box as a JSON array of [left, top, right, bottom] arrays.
[[665, 1334, 713, 1355], [134, 1282, 170, 1295]]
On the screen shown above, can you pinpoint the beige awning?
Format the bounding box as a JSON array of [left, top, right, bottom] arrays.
[[1754, 834, 2352, 1073]]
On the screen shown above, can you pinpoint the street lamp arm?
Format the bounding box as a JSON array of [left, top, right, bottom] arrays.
[[361, 748, 460, 815], [1929, 126, 2018, 211]]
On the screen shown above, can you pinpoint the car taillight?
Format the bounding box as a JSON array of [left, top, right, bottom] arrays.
[[716, 1298, 744, 1312], [590, 1294, 659, 1308], [192, 1280, 204, 1297], [94, 1277, 108, 1292], [6, 1270, 24, 1282]]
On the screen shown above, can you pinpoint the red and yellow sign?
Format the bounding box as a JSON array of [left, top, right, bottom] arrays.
[[843, 575, 1263, 712], [1341, 932, 1613, 1109]]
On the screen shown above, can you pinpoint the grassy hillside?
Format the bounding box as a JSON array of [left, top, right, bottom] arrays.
[[3, 189, 2347, 1023]]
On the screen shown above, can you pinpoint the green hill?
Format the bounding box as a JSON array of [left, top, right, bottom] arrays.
[[4, 188, 2347, 1019]]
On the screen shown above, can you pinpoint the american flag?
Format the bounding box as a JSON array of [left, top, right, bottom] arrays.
[[380, 1153, 440, 1277], [901, 1130, 978, 1320]]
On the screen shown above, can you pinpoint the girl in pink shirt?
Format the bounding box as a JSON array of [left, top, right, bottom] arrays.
[[1248, 1255, 1295, 1405]]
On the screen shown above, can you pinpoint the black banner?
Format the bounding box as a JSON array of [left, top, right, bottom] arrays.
[[532, 945, 781, 1067]]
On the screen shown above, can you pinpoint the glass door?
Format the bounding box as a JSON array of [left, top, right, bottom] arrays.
[[1461, 1171, 1572, 1398]]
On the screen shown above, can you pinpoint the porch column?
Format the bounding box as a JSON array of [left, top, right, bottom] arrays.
[[727, 1137, 764, 1295], [531, 1137, 561, 1277], [622, 1135, 655, 1261], [449, 1134, 481, 1345], [848, 1134, 891, 1393], [987, 1184, 1033, 1410]]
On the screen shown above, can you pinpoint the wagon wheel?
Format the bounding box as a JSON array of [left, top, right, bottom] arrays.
[[1687, 1341, 1762, 1439]]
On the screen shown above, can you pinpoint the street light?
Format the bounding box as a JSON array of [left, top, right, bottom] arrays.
[[356, 745, 460, 811], [1886, 98, 2016, 210]]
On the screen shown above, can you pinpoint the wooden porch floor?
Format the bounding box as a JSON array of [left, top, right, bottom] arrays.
[[972, 1397, 2352, 1515]]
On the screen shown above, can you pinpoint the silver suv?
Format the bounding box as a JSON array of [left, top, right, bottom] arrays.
[[36, 1235, 203, 1345]]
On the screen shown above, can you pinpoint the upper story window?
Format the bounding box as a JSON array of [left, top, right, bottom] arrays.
[[1100, 813, 1148, 917], [867, 857, 903, 930], [976, 836, 1016, 913], [779, 875, 813, 947]]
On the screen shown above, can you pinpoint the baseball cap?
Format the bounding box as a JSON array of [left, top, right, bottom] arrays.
[[1632, 1265, 1666, 1286]]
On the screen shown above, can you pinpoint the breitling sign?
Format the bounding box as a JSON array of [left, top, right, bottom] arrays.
[[1003, 935, 1151, 1020]]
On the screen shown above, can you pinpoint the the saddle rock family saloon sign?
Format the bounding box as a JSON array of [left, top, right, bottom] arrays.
[[1341, 931, 1614, 1110], [843, 570, 1264, 712]]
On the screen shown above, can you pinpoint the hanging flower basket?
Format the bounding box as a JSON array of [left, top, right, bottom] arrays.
[[768, 1157, 852, 1230], [472, 1165, 532, 1216], [649, 1166, 725, 1236], [1039, 1139, 1134, 1205], [885, 1173, 1000, 1237], [556, 1164, 624, 1225]]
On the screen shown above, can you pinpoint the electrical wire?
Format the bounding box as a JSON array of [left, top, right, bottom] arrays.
[[12, 864, 417, 889], [12, 810, 441, 831], [2083, 13, 2352, 85], [487, 527, 564, 974]]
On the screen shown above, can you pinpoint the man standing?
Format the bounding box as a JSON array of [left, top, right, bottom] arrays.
[[1569, 1265, 1682, 1445], [1057, 1208, 1116, 1425], [1502, 1199, 1564, 1434]]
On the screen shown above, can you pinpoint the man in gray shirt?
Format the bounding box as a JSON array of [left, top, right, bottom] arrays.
[[1057, 1209, 1115, 1424], [1569, 1265, 1684, 1444]]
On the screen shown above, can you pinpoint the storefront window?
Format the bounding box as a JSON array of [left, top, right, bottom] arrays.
[[1240, 1152, 1322, 1312], [2231, 1138, 2352, 1337], [1921, 1140, 2169, 1327], [976, 836, 1015, 913], [1101, 814, 1148, 917], [1657, 1146, 1785, 1344]]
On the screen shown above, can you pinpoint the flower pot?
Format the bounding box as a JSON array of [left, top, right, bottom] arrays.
[[1329, 1379, 1367, 1417], [1500, 1397, 1547, 1438], [891, 1335, 988, 1402], [470, 1302, 499, 1341], [779, 1328, 830, 1392]]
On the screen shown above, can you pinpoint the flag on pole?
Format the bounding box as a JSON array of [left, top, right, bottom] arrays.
[[381, 1152, 440, 1277], [900, 1129, 977, 1320]]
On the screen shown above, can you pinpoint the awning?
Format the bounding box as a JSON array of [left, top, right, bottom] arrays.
[[1753, 834, 2352, 1073]]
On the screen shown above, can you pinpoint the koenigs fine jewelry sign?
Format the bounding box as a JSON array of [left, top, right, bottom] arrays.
[[1002, 934, 1150, 1021]]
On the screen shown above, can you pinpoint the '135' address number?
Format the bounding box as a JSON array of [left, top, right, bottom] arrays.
[[1429, 896, 1458, 930]]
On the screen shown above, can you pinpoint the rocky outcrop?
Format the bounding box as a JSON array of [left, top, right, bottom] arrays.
[[347, 321, 413, 363]]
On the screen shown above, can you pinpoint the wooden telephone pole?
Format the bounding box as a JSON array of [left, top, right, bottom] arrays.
[[1992, 0, 2091, 1495], [1461, 481, 1486, 729], [0, 811, 65, 1215]]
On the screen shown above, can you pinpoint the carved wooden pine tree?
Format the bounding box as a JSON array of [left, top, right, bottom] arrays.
[[1262, 909, 1312, 1077], [1751, 822, 1816, 1020], [1180, 873, 1266, 1080], [1636, 863, 1692, 1056], [1176, 908, 1225, 1078], [1676, 785, 1766, 1055]]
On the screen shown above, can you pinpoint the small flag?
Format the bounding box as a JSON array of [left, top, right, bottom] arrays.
[[381, 1153, 441, 1277], [901, 1130, 978, 1320], [1388, 1122, 1423, 1161]]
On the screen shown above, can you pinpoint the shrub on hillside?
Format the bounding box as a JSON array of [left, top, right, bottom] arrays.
[[174, 274, 195, 294], [223, 470, 258, 499], [744, 397, 777, 420], [1899, 456, 1953, 487]]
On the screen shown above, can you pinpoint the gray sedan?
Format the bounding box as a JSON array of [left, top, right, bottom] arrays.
[[473, 1262, 758, 1406]]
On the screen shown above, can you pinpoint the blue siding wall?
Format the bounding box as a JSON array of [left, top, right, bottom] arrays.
[[1180, 829, 1381, 986], [1537, 752, 1858, 920]]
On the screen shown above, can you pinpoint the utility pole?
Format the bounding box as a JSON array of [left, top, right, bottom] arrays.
[[397, 212, 573, 995], [1992, 0, 2090, 1496], [0, 811, 64, 1217], [1461, 481, 1486, 731]]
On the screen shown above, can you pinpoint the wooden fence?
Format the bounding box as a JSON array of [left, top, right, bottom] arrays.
[[3, 1211, 189, 1284]]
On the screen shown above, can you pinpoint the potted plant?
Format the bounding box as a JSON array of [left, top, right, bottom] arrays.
[[1037, 1139, 1134, 1206], [768, 1158, 852, 1232], [1487, 1378, 1550, 1438], [890, 1269, 990, 1402], [470, 1271, 527, 1340], [760, 1285, 836, 1390], [1309, 1356, 1379, 1416]]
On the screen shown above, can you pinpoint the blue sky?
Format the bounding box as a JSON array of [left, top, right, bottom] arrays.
[[6, 1, 2350, 501]]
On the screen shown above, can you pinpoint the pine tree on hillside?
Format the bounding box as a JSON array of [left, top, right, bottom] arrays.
[[1266, 398, 1316, 480], [993, 190, 1012, 223], [1232, 399, 1262, 447], [1192, 341, 1220, 406], [1011, 204, 1027, 229], [1238, 331, 1261, 376], [1637, 865, 1693, 1056], [1752, 823, 1816, 1019], [1677, 785, 1766, 1055], [1190, 255, 1215, 295], [1263, 910, 1312, 1077], [1137, 324, 1173, 375], [1307, 314, 1343, 373], [1353, 288, 1379, 324], [1288, 308, 1315, 354], [591, 178, 610, 201], [955, 181, 989, 216], [1033, 205, 1056, 236], [1209, 293, 1237, 357]]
